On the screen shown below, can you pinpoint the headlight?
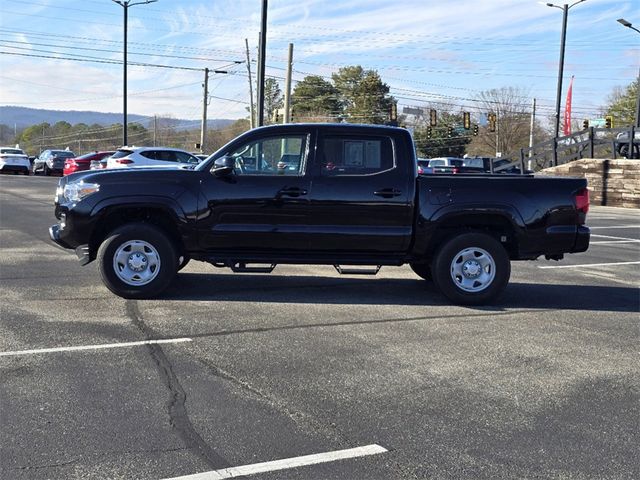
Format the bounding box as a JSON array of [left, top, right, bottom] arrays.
[[63, 181, 100, 202]]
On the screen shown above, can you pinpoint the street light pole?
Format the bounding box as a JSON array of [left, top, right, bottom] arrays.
[[111, 0, 157, 146], [545, 0, 586, 140], [617, 18, 640, 128]]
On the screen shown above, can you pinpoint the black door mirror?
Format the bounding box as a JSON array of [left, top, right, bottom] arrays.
[[211, 156, 235, 176]]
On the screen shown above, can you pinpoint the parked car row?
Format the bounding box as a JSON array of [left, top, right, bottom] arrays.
[[0, 146, 207, 176], [417, 156, 531, 175]]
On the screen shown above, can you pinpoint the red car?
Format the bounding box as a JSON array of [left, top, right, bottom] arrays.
[[64, 151, 115, 176]]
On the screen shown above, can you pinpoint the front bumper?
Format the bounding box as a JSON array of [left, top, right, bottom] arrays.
[[49, 224, 92, 265]]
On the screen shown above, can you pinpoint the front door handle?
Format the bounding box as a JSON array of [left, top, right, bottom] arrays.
[[277, 187, 308, 198], [373, 188, 402, 198]]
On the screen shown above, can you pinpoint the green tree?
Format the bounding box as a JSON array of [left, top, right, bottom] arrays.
[[604, 79, 638, 127], [263, 78, 283, 124], [331, 66, 394, 124], [291, 75, 340, 122]]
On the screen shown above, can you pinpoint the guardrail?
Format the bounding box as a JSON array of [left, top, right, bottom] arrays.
[[514, 126, 639, 173]]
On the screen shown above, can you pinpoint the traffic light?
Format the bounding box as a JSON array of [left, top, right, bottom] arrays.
[[427, 126, 432, 138], [447, 126, 454, 138], [463, 112, 471, 130], [488, 113, 497, 133], [473, 124, 479, 136], [430, 109, 437, 127], [390, 102, 398, 121], [582, 119, 589, 130], [605, 115, 613, 128]]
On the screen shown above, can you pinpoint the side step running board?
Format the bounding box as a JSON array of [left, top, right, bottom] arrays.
[[334, 265, 381, 275], [229, 262, 277, 273]]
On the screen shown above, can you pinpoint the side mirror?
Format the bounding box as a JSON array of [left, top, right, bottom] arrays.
[[210, 156, 235, 176]]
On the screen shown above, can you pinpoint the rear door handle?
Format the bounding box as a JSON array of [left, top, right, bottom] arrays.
[[277, 187, 308, 198], [373, 188, 402, 198]]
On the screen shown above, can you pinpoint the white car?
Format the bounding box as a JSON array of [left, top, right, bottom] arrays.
[[0, 147, 31, 175], [106, 147, 202, 169]]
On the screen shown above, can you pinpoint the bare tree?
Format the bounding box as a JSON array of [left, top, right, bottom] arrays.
[[467, 86, 540, 158]]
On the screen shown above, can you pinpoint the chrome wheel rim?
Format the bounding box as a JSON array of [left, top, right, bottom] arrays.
[[450, 247, 496, 293], [113, 240, 161, 286]]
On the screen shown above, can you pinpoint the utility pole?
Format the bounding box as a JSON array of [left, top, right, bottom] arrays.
[[245, 39, 255, 129], [283, 43, 293, 124], [495, 110, 500, 157], [256, 0, 268, 126], [200, 67, 209, 153], [529, 98, 536, 170], [153, 115, 157, 146]]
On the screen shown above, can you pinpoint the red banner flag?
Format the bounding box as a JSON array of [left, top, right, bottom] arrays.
[[564, 76, 574, 136]]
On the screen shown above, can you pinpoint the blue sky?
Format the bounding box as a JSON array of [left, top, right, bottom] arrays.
[[0, 0, 638, 128]]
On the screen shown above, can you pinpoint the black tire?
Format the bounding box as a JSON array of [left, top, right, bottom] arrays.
[[177, 254, 190, 272], [409, 262, 431, 281], [619, 144, 629, 158], [97, 223, 177, 299], [431, 232, 510, 305]]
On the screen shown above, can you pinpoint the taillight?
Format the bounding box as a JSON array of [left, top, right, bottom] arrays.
[[417, 165, 424, 174], [575, 188, 590, 215], [116, 159, 134, 164], [452, 167, 459, 174]]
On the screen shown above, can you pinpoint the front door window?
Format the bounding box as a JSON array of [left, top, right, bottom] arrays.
[[228, 135, 307, 176]]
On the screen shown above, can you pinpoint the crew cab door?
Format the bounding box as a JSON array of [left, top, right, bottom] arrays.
[[306, 130, 414, 253], [197, 130, 313, 252]]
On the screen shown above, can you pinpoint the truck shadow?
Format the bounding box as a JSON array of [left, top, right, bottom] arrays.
[[165, 273, 638, 313]]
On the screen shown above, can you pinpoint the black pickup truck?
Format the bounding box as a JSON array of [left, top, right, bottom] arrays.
[[50, 124, 590, 305]]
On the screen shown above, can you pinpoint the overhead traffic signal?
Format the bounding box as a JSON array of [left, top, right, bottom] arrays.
[[488, 113, 497, 133], [582, 119, 589, 130], [463, 112, 471, 130], [430, 109, 437, 127], [605, 115, 613, 128], [390, 102, 398, 121]]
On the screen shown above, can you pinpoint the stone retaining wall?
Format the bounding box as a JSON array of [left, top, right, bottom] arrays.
[[538, 159, 640, 209]]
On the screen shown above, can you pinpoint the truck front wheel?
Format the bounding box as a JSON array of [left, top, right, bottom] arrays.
[[432, 233, 510, 305], [97, 223, 177, 299]]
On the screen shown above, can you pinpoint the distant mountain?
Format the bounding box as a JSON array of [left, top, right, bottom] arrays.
[[0, 106, 234, 131]]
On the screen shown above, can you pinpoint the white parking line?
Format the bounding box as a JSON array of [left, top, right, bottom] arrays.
[[591, 240, 640, 244], [538, 261, 640, 269], [162, 444, 389, 480], [589, 226, 640, 229], [0, 338, 192, 357], [591, 234, 639, 242]]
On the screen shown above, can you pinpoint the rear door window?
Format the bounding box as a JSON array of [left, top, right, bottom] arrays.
[[320, 136, 394, 176]]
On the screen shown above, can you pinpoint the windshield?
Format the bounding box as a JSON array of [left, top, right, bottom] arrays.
[[111, 149, 135, 159], [0, 148, 25, 155], [52, 151, 75, 158]]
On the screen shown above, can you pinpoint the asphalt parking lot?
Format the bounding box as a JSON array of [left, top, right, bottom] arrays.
[[1, 174, 638, 480]]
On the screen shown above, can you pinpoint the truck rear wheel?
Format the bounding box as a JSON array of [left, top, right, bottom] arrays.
[[432, 232, 510, 305], [97, 223, 177, 299]]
